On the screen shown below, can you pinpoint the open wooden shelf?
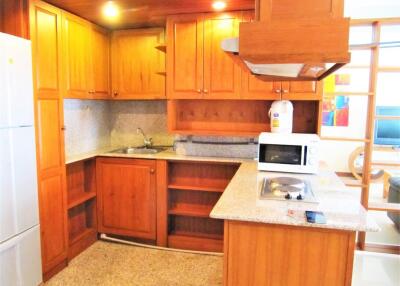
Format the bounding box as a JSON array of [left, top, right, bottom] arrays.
[[167, 210, 224, 251], [68, 192, 96, 209], [167, 100, 320, 136], [168, 231, 223, 252], [168, 205, 213, 218], [168, 161, 239, 191], [166, 161, 236, 252], [168, 184, 225, 193], [68, 199, 97, 242], [66, 159, 98, 259], [168, 188, 221, 218], [69, 227, 97, 245], [66, 159, 97, 207]]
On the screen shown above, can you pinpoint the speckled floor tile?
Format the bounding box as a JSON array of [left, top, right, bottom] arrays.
[[45, 241, 223, 286]]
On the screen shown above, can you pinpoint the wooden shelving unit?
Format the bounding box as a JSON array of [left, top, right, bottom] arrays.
[[66, 159, 98, 259], [167, 100, 320, 136], [167, 184, 224, 193], [166, 161, 239, 252]]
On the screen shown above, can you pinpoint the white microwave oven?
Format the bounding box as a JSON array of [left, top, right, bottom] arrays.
[[258, 132, 320, 174]]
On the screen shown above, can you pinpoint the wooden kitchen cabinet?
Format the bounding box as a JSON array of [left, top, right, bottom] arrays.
[[203, 13, 241, 99], [241, 79, 322, 100], [281, 81, 323, 100], [166, 14, 204, 99], [241, 76, 282, 100], [62, 12, 110, 99], [167, 13, 242, 99], [111, 28, 165, 99], [30, 0, 68, 279], [167, 12, 322, 101], [96, 158, 157, 240], [62, 12, 91, 99], [224, 221, 355, 286], [90, 25, 110, 99]]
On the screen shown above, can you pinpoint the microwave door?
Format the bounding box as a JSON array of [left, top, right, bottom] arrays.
[[259, 144, 302, 165]]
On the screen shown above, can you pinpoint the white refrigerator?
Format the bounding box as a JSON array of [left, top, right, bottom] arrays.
[[0, 32, 42, 285]]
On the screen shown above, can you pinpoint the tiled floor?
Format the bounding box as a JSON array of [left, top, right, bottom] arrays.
[[46, 241, 400, 286]]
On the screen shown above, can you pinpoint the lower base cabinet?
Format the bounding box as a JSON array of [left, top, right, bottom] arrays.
[[96, 157, 157, 240], [224, 221, 356, 286]]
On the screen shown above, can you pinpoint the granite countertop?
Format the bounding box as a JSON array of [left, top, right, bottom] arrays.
[[210, 161, 379, 232], [65, 147, 249, 165], [66, 148, 378, 232]]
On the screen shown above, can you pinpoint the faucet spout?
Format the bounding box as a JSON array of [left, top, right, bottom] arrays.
[[137, 127, 153, 148]]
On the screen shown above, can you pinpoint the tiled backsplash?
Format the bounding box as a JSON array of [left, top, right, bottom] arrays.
[[64, 100, 174, 157], [64, 100, 256, 159], [64, 99, 111, 157], [110, 100, 174, 147]]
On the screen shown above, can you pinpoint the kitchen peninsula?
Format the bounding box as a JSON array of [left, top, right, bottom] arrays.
[[65, 147, 378, 286]]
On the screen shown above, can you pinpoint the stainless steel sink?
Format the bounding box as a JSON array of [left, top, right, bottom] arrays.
[[110, 146, 167, 155]]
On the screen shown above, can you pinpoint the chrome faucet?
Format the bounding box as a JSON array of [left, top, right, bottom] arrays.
[[137, 127, 153, 148]]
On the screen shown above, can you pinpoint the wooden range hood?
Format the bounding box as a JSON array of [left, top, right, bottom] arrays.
[[221, 0, 351, 81]]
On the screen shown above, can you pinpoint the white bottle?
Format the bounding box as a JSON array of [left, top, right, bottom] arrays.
[[268, 100, 294, 133]]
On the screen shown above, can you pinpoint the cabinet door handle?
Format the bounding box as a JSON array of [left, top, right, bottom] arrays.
[[283, 89, 289, 93], [197, 89, 202, 93], [275, 89, 281, 93], [203, 89, 208, 93], [61, 125, 66, 131], [150, 168, 155, 174], [113, 91, 118, 97]]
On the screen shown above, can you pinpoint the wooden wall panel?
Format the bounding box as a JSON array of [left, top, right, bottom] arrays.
[[39, 174, 68, 272], [36, 100, 63, 171], [224, 221, 355, 286], [30, 0, 68, 279], [0, 0, 29, 39]]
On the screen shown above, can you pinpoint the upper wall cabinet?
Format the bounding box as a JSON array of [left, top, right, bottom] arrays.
[[62, 12, 110, 99], [167, 13, 242, 100], [90, 25, 110, 99], [167, 12, 322, 101], [203, 13, 242, 99], [281, 81, 322, 100], [111, 28, 165, 100], [166, 14, 204, 99]]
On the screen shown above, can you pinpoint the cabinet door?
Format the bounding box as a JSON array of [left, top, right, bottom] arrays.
[[97, 158, 157, 240], [166, 14, 204, 99], [242, 77, 282, 100], [62, 12, 91, 99], [111, 28, 165, 99], [203, 13, 241, 99], [30, 1, 68, 276], [281, 81, 322, 100], [90, 25, 110, 99]]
